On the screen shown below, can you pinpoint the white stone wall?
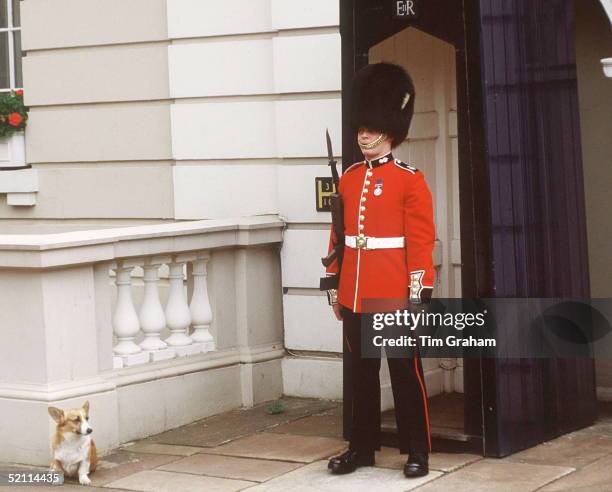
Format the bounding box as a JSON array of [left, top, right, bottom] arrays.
[[9, 0, 343, 398], [165, 0, 343, 395], [4, 0, 173, 223], [167, 3, 342, 221]]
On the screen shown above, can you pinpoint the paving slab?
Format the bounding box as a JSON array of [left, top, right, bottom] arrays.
[[266, 410, 343, 438], [83, 449, 181, 487], [104, 469, 254, 492], [374, 446, 482, 472], [146, 397, 339, 447], [244, 459, 443, 492], [573, 402, 612, 438], [573, 421, 612, 440], [17, 486, 126, 492], [200, 432, 347, 463], [414, 459, 574, 492], [11, 451, 179, 488], [0, 464, 128, 491], [539, 453, 612, 491], [157, 453, 302, 482], [503, 431, 612, 469], [119, 441, 203, 456]]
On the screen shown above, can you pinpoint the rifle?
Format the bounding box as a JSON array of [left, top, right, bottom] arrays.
[[319, 129, 344, 291]]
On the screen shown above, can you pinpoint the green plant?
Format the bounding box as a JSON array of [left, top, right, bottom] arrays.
[[0, 90, 28, 137], [266, 399, 288, 415]]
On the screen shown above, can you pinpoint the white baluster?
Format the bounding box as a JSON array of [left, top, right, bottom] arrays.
[[139, 258, 174, 361], [113, 261, 149, 367], [190, 253, 215, 352], [164, 259, 195, 355]]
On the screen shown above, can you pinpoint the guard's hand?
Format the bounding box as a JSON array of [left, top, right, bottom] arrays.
[[332, 304, 343, 321]]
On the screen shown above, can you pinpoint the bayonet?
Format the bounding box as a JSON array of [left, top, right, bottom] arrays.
[[320, 130, 345, 276], [326, 128, 339, 187]]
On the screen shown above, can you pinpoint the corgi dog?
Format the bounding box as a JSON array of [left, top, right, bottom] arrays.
[[48, 401, 97, 486]]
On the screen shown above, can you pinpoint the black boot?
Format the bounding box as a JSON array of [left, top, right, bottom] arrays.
[[404, 452, 429, 477], [328, 449, 375, 474]]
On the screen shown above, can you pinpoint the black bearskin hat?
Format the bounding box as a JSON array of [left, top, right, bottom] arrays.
[[350, 62, 416, 148]]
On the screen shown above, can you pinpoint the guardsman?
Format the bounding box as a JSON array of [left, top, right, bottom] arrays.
[[324, 62, 436, 478]]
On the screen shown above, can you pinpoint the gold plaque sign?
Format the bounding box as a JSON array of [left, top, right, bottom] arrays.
[[315, 177, 337, 212]]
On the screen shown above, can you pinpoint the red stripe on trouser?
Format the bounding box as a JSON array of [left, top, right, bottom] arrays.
[[345, 335, 352, 353], [414, 355, 432, 452]]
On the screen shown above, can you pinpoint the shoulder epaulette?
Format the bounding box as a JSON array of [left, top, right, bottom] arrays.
[[344, 161, 365, 174], [394, 159, 419, 174]]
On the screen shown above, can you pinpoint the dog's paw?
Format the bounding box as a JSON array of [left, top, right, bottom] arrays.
[[79, 475, 91, 486]]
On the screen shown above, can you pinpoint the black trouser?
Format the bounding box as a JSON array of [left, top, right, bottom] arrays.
[[342, 306, 431, 455]]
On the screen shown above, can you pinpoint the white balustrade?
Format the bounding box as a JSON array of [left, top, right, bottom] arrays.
[[138, 257, 176, 362], [112, 261, 150, 367], [189, 253, 215, 352], [112, 262, 141, 355], [0, 217, 284, 466], [109, 252, 219, 367], [163, 257, 201, 356]]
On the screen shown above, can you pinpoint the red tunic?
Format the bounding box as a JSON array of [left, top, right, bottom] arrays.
[[325, 153, 436, 312]]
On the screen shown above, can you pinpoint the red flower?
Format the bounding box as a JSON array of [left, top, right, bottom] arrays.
[[15, 89, 23, 97], [7, 112, 24, 126]]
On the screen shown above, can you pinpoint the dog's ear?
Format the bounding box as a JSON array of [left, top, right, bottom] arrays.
[[82, 400, 89, 416], [48, 407, 64, 424]]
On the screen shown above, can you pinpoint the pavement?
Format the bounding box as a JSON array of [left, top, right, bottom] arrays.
[[2, 398, 612, 491]]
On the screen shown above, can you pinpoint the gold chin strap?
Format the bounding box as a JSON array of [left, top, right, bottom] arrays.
[[359, 133, 387, 150]]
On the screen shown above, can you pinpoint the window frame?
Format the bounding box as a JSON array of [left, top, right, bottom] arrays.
[[1, 0, 22, 93]]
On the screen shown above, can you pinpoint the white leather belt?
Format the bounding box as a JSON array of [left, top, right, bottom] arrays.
[[345, 235, 405, 250]]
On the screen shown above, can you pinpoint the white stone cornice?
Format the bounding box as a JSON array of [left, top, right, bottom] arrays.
[[0, 216, 284, 269], [0, 377, 116, 402]]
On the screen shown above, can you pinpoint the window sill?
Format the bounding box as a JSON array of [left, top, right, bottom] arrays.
[[0, 168, 38, 206]]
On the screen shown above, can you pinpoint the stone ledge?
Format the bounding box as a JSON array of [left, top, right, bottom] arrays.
[[0, 167, 38, 207], [0, 215, 284, 268], [0, 168, 38, 192]]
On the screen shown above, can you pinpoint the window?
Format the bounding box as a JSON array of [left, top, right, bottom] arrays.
[[0, 0, 22, 93]]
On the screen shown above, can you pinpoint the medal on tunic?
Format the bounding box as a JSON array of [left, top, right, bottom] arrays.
[[374, 178, 384, 197]]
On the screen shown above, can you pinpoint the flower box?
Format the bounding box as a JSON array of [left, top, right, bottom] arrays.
[[0, 130, 26, 168], [0, 89, 28, 169]]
